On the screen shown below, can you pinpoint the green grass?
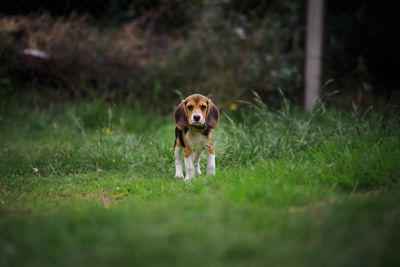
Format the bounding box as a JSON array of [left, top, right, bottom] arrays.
[[1, 95, 400, 266]]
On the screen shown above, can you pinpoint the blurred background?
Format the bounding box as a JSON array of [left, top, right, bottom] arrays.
[[0, 0, 399, 111]]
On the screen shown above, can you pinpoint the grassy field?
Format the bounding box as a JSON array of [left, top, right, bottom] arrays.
[[1, 95, 400, 266]]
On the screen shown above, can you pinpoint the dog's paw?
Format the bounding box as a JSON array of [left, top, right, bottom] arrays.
[[184, 172, 195, 182], [207, 166, 216, 176], [175, 172, 184, 178], [195, 168, 202, 175]]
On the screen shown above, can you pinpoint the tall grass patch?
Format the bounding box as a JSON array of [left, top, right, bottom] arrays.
[[1, 95, 400, 266]]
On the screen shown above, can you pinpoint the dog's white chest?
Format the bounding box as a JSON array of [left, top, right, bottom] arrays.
[[186, 131, 209, 152]]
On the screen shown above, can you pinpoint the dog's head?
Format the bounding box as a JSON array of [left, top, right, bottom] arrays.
[[174, 94, 220, 130]]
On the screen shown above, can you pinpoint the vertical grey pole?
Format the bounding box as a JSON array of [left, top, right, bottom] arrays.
[[305, 0, 324, 111]]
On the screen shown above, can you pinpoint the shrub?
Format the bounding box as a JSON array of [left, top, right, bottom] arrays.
[[0, 15, 149, 99], [0, 1, 304, 109]]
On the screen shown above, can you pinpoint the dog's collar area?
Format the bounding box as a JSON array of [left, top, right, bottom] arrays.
[[190, 124, 207, 130], [188, 124, 209, 133]]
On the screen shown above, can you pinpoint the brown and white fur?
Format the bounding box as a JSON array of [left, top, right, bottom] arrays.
[[173, 94, 220, 181]]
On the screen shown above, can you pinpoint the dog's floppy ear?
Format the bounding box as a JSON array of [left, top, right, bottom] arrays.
[[174, 100, 188, 130], [206, 99, 220, 129]]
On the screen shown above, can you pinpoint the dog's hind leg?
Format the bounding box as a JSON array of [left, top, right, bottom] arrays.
[[192, 151, 202, 175], [183, 147, 195, 181]]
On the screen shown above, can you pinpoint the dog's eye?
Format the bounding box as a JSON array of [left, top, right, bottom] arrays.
[[200, 105, 207, 111], [187, 105, 193, 111]]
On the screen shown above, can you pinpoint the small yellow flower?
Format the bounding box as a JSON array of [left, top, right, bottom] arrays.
[[230, 103, 238, 111], [114, 192, 127, 199], [106, 127, 110, 134], [112, 159, 116, 163]]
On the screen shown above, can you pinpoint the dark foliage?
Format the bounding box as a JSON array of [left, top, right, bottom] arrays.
[[0, 0, 399, 109], [325, 0, 400, 107]]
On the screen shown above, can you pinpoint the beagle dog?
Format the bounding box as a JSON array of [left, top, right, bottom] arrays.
[[174, 94, 220, 181]]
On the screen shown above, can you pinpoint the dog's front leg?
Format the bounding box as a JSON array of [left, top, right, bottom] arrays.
[[184, 148, 195, 181], [207, 145, 216, 176], [174, 146, 184, 178], [206, 152, 215, 175]]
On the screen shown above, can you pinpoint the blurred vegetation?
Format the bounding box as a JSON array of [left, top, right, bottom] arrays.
[[0, 0, 399, 109], [0, 0, 301, 109]]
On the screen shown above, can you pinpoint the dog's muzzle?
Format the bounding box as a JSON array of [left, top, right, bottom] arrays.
[[190, 113, 204, 125]]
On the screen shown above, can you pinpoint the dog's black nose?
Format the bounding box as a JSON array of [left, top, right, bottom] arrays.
[[193, 115, 201, 121]]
